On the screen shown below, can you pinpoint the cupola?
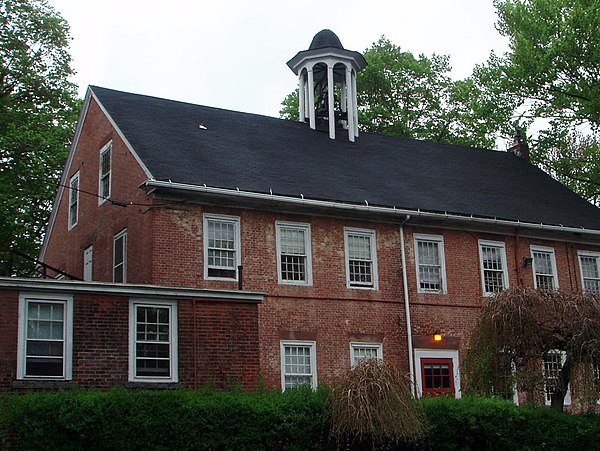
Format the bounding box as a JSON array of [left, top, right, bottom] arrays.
[[287, 30, 367, 141]]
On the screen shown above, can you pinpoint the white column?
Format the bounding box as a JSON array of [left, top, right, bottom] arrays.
[[341, 78, 347, 114], [308, 68, 315, 130], [298, 73, 305, 122], [327, 64, 335, 139], [352, 70, 359, 137], [345, 67, 355, 142]]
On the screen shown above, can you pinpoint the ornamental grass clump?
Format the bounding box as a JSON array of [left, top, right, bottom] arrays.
[[329, 358, 425, 448]]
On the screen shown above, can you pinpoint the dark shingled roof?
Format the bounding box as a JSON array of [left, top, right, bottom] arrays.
[[90, 86, 600, 230], [309, 29, 344, 50]]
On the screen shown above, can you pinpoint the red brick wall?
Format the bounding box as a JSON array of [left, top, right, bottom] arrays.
[[144, 203, 600, 389], [0, 290, 18, 389], [0, 289, 260, 391], [42, 97, 156, 284]]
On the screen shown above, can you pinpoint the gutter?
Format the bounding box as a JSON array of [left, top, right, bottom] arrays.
[[144, 180, 600, 238]]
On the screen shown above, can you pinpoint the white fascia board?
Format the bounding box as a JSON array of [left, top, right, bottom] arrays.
[[0, 277, 264, 303], [144, 180, 600, 241]]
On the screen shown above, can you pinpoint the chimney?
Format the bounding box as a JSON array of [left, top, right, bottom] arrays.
[[508, 130, 529, 161]]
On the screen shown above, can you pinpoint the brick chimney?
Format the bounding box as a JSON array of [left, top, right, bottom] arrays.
[[508, 130, 529, 161]]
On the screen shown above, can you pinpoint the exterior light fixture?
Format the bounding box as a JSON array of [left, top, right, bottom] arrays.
[[523, 256, 533, 268], [433, 332, 443, 342]]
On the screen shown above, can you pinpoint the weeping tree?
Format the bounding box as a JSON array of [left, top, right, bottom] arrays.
[[329, 358, 425, 449], [464, 287, 600, 411]]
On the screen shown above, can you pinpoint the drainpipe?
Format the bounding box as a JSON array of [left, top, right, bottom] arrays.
[[193, 298, 198, 389], [399, 216, 415, 394]]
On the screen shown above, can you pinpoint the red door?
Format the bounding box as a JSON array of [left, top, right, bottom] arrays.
[[421, 358, 455, 397]]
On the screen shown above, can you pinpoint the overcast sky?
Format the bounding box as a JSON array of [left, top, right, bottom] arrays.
[[47, 0, 509, 118]]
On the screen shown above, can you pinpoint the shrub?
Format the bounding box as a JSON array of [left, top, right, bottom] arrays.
[[329, 359, 426, 448]]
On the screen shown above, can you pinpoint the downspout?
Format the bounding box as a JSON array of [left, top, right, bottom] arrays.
[[193, 298, 198, 389], [399, 216, 415, 393]]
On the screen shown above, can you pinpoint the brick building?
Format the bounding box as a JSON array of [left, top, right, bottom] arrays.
[[2, 30, 600, 401]]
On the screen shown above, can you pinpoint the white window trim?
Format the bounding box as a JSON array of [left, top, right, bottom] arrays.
[[350, 342, 383, 366], [276, 221, 313, 286], [68, 171, 80, 230], [543, 350, 571, 406], [344, 227, 378, 290], [280, 340, 317, 391], [531, 245, 559, 289], [577, 250, 600, 292], [478, 239, 509, 296], [128, 299, 178, 383], [83, 245, 93, 282], [414, 233, 447, 294], [98, 141, 112, 205], [113, 229, 127, 283], [414, 348, 461, 399], [17, 293, 74, 380], [203, 213, 242, 281]]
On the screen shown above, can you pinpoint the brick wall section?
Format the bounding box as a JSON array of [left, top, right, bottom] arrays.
[[178, 299, 260, 390], [0, 290, 18, 389], [43, 98, 156, 284], [0, 289, 260, 391], [72, 294, 129, 388], [147, 203, 600, 389]]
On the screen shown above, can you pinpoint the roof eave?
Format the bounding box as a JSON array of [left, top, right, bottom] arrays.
[[143, 180, 600, 243]]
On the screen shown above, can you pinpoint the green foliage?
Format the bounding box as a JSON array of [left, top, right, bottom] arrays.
[[0, 0, 80, 276], [3, 389, 600, 450], [419, 396, 600, 450], [0, 387, 331, 450], [329, 358, 425, 448], [463, 288, 600, 411], [487, 0, 600, 202]]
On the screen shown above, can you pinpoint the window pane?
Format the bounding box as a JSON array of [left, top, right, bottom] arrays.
[[581, 256, 600, 292], [481, 245, 506, 293], [283, 345, 313, 389], [135, 306, 171, 378], [25, 302, 65, 378]]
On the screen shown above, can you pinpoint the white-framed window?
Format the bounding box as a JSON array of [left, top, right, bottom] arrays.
[[98, 141, 112, 204], [280, 340, 317, 390], [543, 350, 571, 406], [531, 246, 558, 290], [68, 171, 80, 229], [414, 234, 447, 293], [83, 245, 93, 282], [276, 221, 312, 285], [204, 214, 241, 280], [113, 229, 127, 283], [17, 293, 73, 380], [350, 342, 383, 366], [414, 348, 461, 399], [344, 227, 378, 289], [129, 300, 178, 382], [578, 251, 600, 293], [478, 240, 509, 296]]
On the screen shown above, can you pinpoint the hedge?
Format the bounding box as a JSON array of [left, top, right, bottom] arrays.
[[1, 389, 599, 450]]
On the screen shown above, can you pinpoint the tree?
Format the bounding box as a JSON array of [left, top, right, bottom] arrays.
[[281, 37, 515, 149], [485, 0, 600, 202], [463, 287, 600, 412], [0, 0, 79, 276]]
